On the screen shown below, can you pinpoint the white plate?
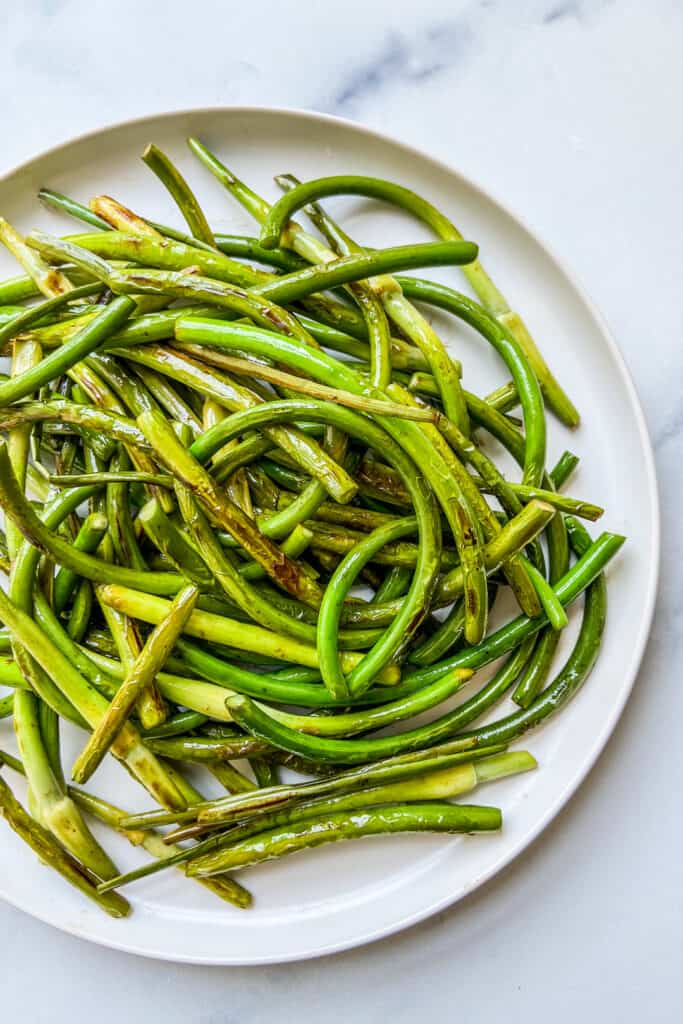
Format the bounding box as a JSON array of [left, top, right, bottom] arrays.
[[0, 107, 659, 964]]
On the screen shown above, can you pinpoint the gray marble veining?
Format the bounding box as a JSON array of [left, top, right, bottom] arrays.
[[328, 20, 473, 114]]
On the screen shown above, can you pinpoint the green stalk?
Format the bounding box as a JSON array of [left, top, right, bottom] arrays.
[[66, 579, 93, 643], [142, 144, 216, 247], [0, 283, 101, 348], [0, 772, 129, 917], [523, 559, 569, 631], [73, 585, 199, 783], [258, 173, 579, 426], [0, 216, 73, 296], [38, 188, 112, 229], [0, 449, 185, 595], [39, 613, 183, 802], [189, 751, 533, 875], [0, 296, 136, 408], [467, 479, 603, 521], [69, 356, 175, 514], [387, 381, 540, 618], [446, 519, 608, 749], [108, 239, 478, 304], [187, 140, 472, 433], [71, 787, 251, 908], [6, 340, 43, 561], [173, 345, 434, 421], [1, 747, 249, 907], [126, 744, 497, 830], [550, 451, 580, 489], [316, 514, 440, 699], [94, 583, 399, 683], [137, 407, 325, 607], [132, 363, 203, 435], [105, 449, 148, 571], [276, 172, 393, 389], [94, 544, 167, 733], [403, 531, 623, 688], [410, 597, 466, 666], [397, 277, 546, 487], [512, 479, 570, 707], [124, 346, 357, 504], [178, 335, 487, 641], [53, 512, 108, 614], [6, 410, 123, 881], [188, 802, 501, 874], [137, 497, 214, 590], [174, 483, 320, 643], [143, 734, 271, 762], [239, 524, 314, 583], [0, 547, 186, 809], [0, 398, 147, 447], [89, 195, 165, 238], [12, 689, 119, 880], [267, 667, 473, 737], [100, 749, 525, 888], [38, 605, 241, 724]]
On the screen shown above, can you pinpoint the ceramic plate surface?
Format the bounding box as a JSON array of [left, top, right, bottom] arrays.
[[0, 107, 659, 964]]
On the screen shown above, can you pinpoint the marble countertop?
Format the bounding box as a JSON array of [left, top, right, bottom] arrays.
[[1, 1, 681, 1020]]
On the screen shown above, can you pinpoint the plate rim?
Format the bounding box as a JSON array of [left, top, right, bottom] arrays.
[[0, 104, 660, 965]]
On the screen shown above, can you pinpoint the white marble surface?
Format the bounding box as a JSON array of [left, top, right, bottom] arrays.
[[1, 0, 681, 1019]]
